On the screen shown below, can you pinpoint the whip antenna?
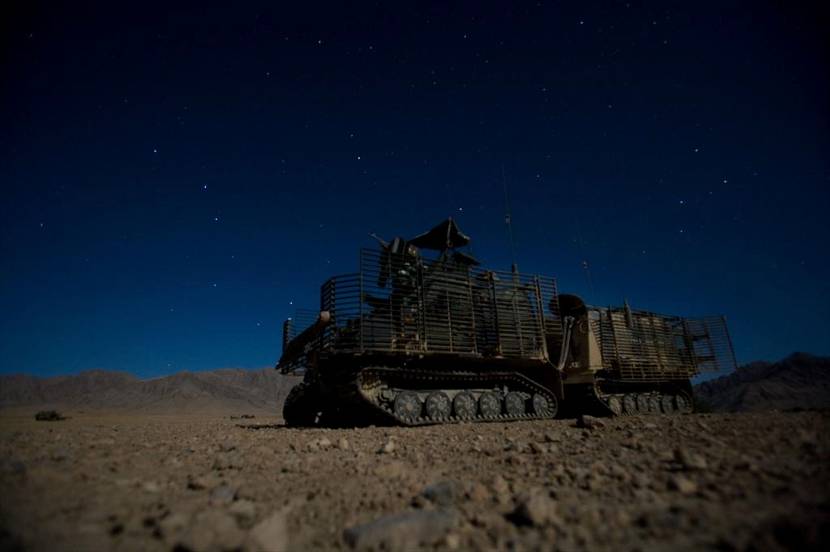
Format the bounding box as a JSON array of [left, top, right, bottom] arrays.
[[502, 164, 519, 274], [573, 214, 596, 297]]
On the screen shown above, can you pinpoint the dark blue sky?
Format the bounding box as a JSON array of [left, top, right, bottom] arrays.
[[1, 1, 828, 377]]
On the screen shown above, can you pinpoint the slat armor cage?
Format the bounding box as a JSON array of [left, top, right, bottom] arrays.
[[279, 247, 736, 382], [592, 307, 736, 381], [314, 248, 561, 360]]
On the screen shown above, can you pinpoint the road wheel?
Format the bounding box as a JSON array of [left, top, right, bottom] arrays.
[[532, 393, 556, 417], [647, 395, 661, 414], [660, 394, 676, 414], [504, 392, 526, 416], [478, 392, 501, 418], [425, 391, 451, 421], [452, 392, 476, 419], [623, 394, 638, 415], [675, 393, 693, 414], [636, 394, 650, 413], [393, 391, 422, 421], [607, 395, 623, 416]]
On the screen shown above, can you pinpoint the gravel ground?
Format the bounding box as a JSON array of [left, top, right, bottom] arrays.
[[1, 411, 828, 551]]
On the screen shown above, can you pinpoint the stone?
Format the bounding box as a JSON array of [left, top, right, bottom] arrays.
[[530, 442, 547, 454], [504, 439, 529, 453], [444, 533, 461, 549], [632, 472, 652, 489], [212, 451, 243, 470], [544, 431, 561, 443], [209, 484, 236, 505], [344, 509, 458, 550], [178, 510, 245, 552], [378, 440, 396, 454], [674, 448, 708, 470], [50, 447, 70, 462], [491, 475, 510, 497], [577, 415, 606, 430], [510, 489, 559, 527], [187, 473, 219, 490], [466, 482, 490, 503], [422, 480, 459, 506], [158, 512, 190, 546], [338, 437, 350, 450], [506, 453, 527, 466], [374, 460, 408, 479], [229, 499, 257, 525], [668, 474, 698, 495], [142, 481, 160, 493], [248, 509, 289, 551]]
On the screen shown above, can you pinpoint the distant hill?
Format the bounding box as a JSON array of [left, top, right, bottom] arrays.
[[694, 353, 830, 412], [0, 368, 298, 415], [4, 353, 828, 416]]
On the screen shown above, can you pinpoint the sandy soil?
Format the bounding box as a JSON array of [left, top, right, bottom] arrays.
[[1, 410, 828, 551]]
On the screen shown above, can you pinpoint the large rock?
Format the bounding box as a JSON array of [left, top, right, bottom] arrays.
[[422, 480, 460, 506], [344, 509, 458, 550], [248, 508, 289, 551], [577, 415, 607, 430], [510, 489, 560, 527], [178, 511, 245, 552]]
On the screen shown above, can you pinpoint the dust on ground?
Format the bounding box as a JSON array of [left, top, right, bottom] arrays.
[[1, 411, 828, 551]]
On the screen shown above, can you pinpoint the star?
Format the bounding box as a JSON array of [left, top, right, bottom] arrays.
[[213, 216, 219, 222], [202, 184, 208, 190], [153, 148, 158, 153]]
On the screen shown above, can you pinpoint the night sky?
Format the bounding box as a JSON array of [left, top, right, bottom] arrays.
[[2, 2, 828, 378]]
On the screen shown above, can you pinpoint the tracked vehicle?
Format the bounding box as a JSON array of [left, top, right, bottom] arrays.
[[276, 219, 736, 426]]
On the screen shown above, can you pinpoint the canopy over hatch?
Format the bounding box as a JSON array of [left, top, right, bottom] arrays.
[[408, 217, 471, 251]]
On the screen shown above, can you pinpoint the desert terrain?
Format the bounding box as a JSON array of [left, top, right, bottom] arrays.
[[1, 409, 828, 551]]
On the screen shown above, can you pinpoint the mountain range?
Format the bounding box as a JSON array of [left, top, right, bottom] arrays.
[[0, 368, 298, 415], [693, 352, 830, 412], [1, 353, 827, 415]]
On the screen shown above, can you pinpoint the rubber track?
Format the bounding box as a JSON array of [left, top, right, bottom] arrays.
[[354, 367, 558, 426]]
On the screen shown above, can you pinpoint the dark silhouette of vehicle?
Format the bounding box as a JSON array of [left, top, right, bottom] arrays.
[[277, 219, 735, 426]]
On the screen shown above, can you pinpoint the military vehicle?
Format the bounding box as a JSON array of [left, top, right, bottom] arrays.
[[276, 218, 736, 426]]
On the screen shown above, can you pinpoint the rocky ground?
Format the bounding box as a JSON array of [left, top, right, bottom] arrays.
[[1, 411, 828, 551]]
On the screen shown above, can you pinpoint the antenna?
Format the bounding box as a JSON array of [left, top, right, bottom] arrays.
[[573, 214, 597, 297], [501, 164, 519, 274]]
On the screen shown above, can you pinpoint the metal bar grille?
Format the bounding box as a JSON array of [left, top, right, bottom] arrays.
[[283, 309, 319, 343], [595, 308, 736, 381], [312, 248, 560, 360]]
